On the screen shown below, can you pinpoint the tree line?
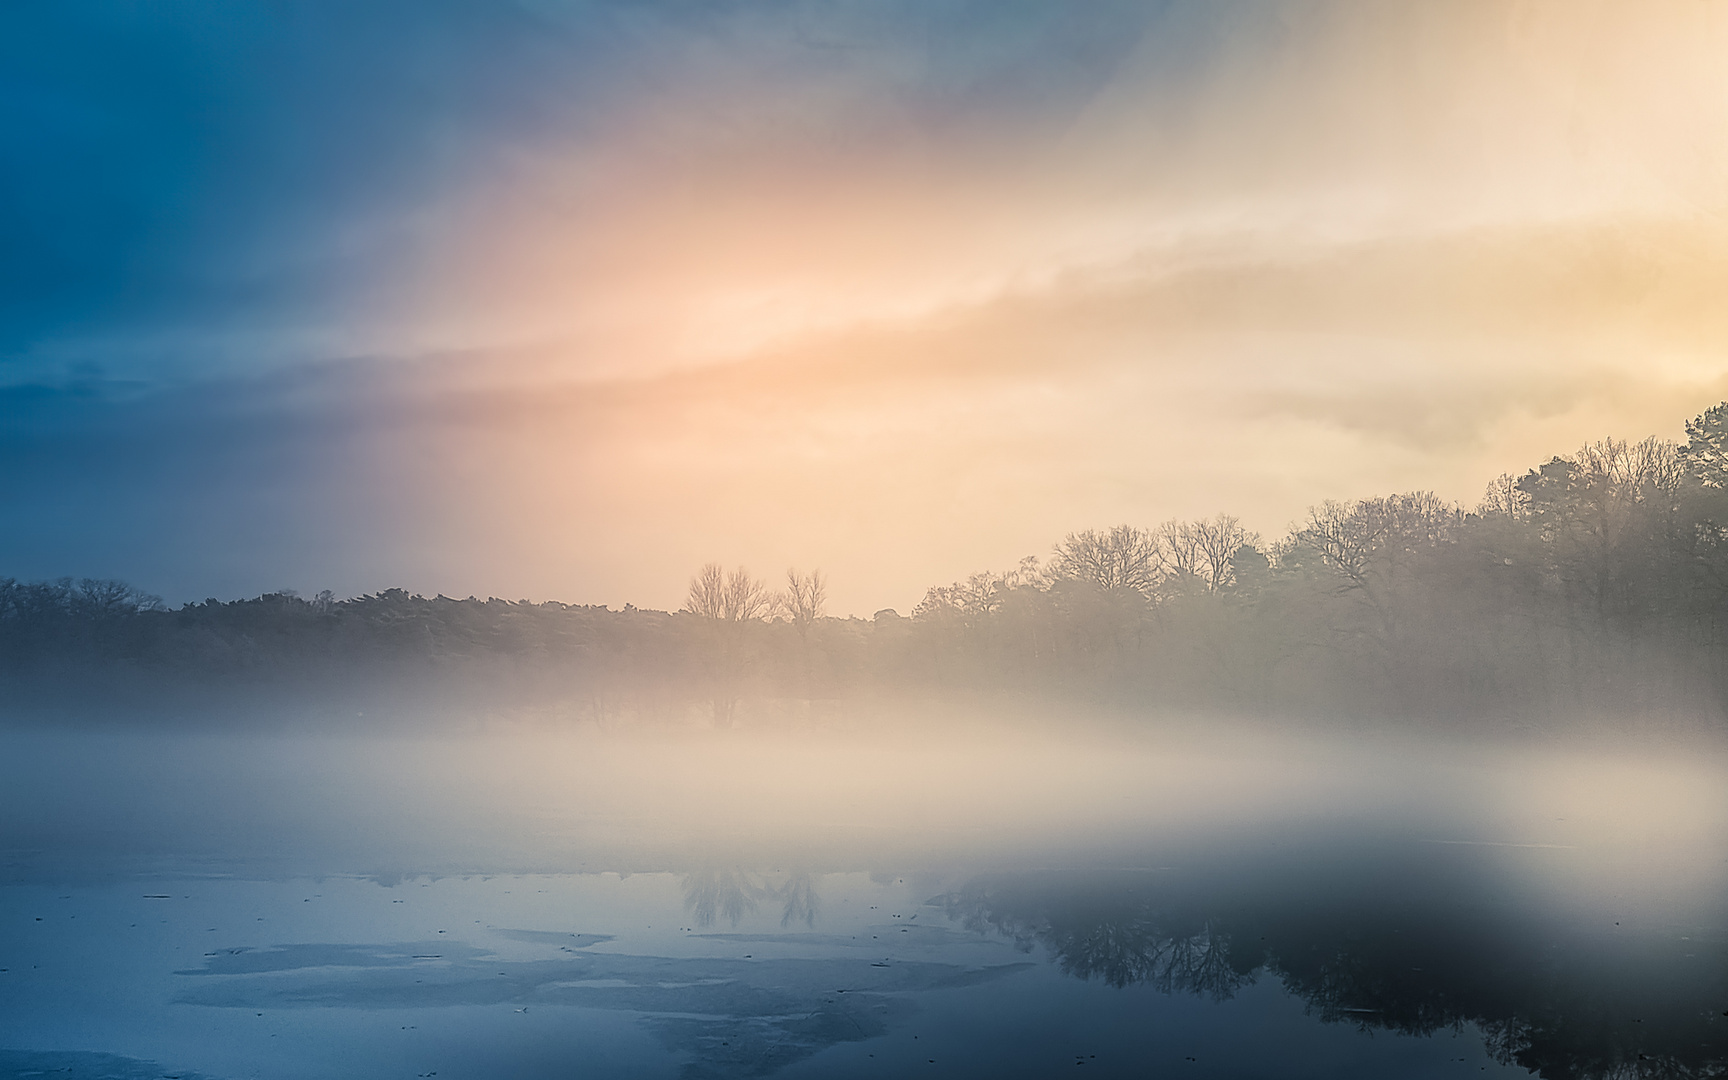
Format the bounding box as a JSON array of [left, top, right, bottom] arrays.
[[9, 403, 1728, 731]]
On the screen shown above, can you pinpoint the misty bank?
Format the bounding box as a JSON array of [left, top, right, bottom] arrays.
[[11, 402, 1728, 738]]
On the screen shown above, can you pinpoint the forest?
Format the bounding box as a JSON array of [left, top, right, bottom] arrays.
[[10, 402, 1728, 733]]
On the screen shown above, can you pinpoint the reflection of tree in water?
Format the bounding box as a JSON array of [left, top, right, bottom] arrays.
[[682, 870, 822, 930], [941, 871, 1728, 1080], [778, 872, 819, 929], [683, 870, 766, 928], [1044, 913, 1239, 997], [946, 877, 1246, 998]]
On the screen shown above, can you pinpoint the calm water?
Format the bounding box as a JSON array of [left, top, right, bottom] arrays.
[[2, 727, 1725, 1079]]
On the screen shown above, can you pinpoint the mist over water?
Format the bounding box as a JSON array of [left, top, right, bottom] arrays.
[[11, 410, 1728, 1078], [4, 723, 1726, 882], [8, 3, 1728, 1077], [3, 722, 1724, 1079]]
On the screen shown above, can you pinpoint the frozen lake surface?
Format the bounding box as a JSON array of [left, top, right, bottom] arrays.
[[2, 727, 1725, 1079]]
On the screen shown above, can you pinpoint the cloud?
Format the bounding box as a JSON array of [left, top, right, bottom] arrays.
[[5, 1, 1728, 610], [0, 366, 435, 601]]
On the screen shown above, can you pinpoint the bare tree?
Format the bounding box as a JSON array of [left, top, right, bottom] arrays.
[[685, 564, 772, 623], [1560, 437, 1684, 547], [684, 564, 773, 727], [1144, 517, 1259, 595], [1575, 436, 1683, 499], [1189, 515, 1259, 593], [1519, 437, 1686, 628], [915, 558, 1042, 623], [1478, 472, 1528, 519], [778, 568, 827, 640], [1151, 519, 1204, 587], [1052, 526, 1160, 597], [1292, 492, 1463, 646], [686, 563, 728, 620], [1297, 493, 1461, 593], [722, 566, 773, 623], [72, 578, 163, 618]]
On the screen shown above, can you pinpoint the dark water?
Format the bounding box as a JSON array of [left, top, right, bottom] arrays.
[[2, 728, 1725, 1079]]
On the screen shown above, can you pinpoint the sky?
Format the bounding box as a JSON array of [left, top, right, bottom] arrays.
[[4, 0, 1728, 615]]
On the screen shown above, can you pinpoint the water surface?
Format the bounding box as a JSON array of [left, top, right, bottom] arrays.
[[2, 727, 1724, 1079]]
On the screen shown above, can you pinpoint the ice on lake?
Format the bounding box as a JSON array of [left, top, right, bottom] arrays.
[[2, 726, 1725, 1079]]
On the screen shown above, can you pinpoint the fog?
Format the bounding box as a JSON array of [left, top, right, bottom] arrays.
[[21, 401, 1728, 742], [8, 4, 1728, 1075], [5, 723, 1725, 890], [10, 404, 1728, 1077], [5, 722, 1725, 1079]]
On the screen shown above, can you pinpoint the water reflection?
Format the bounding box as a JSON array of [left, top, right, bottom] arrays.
[[5, 856, 1724, 1080], [4, 729, 1725, 1079], [778, 872, 820, 929], [682, 870, 822, 930], [940, 862, 1728, 1080], [944, 875, 1243, 996], [682, 869, 766, 928]]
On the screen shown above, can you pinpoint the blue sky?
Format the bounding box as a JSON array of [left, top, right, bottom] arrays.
[[5, 2, 1727, 612], [0, 1, 1174, 385], [5, 2, 612, 380]]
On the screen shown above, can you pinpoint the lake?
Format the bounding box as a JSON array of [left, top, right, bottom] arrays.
[[2, 725, 1724, 1079]]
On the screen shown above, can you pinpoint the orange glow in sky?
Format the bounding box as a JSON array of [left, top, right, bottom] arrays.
[[10, 1, 1728, 611], [324, 1, 1728, 613]]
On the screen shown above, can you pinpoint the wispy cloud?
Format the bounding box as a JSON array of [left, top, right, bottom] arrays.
[[5, 1, 1728, 610]]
